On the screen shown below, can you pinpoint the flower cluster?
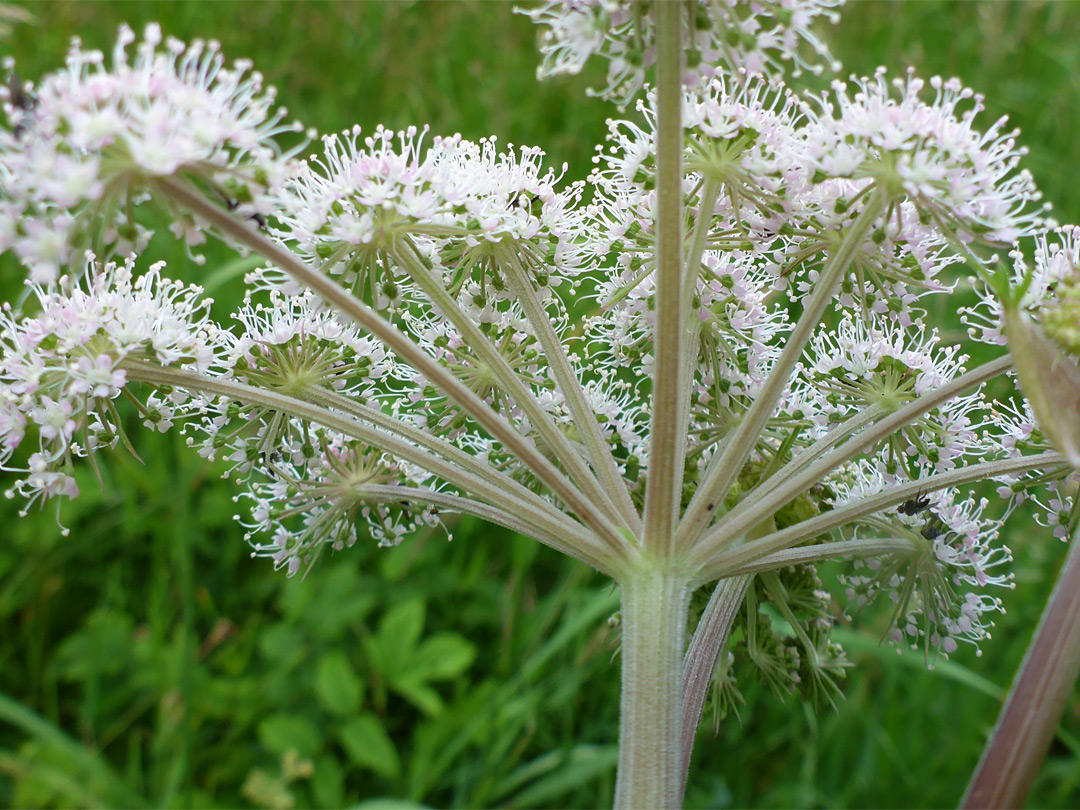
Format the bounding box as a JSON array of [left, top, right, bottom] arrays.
[[0, 21, 1073, 720], [269, 125, 583, 310], [520, 0, 843, 103], [0, 22, 304, 283], [0, 254, 214, 527], [799, 69, 1050, 247]]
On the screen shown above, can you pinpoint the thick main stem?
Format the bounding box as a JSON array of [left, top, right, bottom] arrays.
[[963, 521, 1080, 809], [615, 565, 692, 809], [642, 0, 686, 555]]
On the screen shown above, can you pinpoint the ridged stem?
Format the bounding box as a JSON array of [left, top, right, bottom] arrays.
[[642, 0, 686, 555], [499, 244, 641, 533], [693, 354, 1014, 560], [692, 451, 1067, 583], [392, 238, 629, 531], [963, 521, 1080, 808], [676, 191, 886, 551], [615, 563, 692, 809], [122, 359, 615, 571], [679, 574, 750, 800]]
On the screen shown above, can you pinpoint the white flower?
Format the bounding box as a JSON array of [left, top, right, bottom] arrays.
[[0, 23, 306, 274], [0, 253, 215, 511], [520, 0, 843, 104]]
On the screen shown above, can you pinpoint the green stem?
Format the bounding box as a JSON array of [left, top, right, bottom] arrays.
[[350, 484, 569, 543], [642, 0, 686, 555], [311, 385, 564, 529], [748, 402, 888, 502], [691, 451, 1067, 583], [725, 536, 911, 576], [963, 521, 1080, 809], [392, 238, 629, 531], [152, 175, 631, 556], [675, 190, 886, 551], [672, 178, 724, 537], [695, 354, 1014, 558], [615, 564, 692, 809], [500, 244, 642, 534], [122, 359, 615, 571]]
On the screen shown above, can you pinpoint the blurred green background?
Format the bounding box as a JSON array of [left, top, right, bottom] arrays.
[[2, 1, 1080, 807]]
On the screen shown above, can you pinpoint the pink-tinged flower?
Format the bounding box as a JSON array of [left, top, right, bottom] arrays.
[[268, 125, 584, 309], [520, 0, 842, 104], [0, 23, 307, 276], [0, 252, 217, 516], [69, 354, 127, 398], [799, 69, 1051, 246], [30, 396, 76, 442]]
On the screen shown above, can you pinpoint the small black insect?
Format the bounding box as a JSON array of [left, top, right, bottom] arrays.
[[6, 71, 36, 139], [898, 491, 931, 516], [920, 515, 945, 541], [509, 192, 540, 211]]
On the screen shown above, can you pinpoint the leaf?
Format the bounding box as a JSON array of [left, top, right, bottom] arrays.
[[368, 598, 426, 678], [339, 714, 401, 780], [410, 633, 476, 681], [392, 678, 444, 717], [315, 650, 364, 716], [379, 599, 426, 654], [257, 714, 322, 760]]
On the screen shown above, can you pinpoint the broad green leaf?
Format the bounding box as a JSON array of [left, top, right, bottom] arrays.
[[339, 714, 401, 780], [410, 633, 476, 681], [379, 599, 425, 653], [392, 677, 444, 717], [257, 714, 322, 760], [369, 599, 426, 677], [315, 650, 364, 715]]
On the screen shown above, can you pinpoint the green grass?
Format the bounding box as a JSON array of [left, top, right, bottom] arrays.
[[2, 1, 1080, 807]]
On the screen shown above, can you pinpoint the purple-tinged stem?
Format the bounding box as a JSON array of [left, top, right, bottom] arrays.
[[679, 574, 750, 802], [963, 522, 1080, 809]]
